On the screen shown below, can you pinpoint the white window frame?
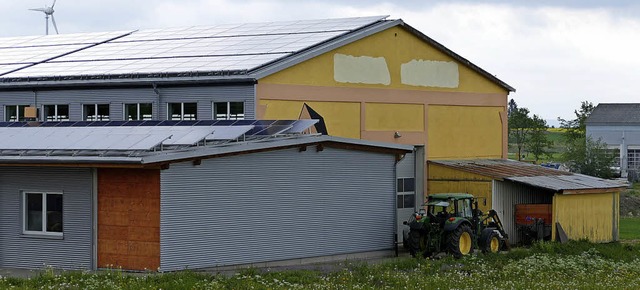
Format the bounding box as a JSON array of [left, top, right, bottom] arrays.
[[43, 104, 70, 121], [213, 101, 245, 120], [5, 105, 29, 122], [124, 103, 153, 120], [168, 102, 197, 121], [22, 191, 63, 237], [83, 104, 110, 121]]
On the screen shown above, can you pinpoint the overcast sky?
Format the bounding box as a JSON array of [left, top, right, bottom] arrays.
[[2, 0, 639, 125]]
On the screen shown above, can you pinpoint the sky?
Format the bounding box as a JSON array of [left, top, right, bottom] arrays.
[[2, 0, 639, 126]]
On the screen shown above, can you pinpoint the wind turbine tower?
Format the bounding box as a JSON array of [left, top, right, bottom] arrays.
[[29, 0, 59, 35]]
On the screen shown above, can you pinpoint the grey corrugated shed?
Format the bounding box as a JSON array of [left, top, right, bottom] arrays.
[[586, 103, 640, 125], [430, 159, 624, 192]]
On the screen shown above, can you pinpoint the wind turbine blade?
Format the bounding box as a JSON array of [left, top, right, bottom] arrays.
[[51, 15, 59, 34], [29, 8, 46, 12], [45, 16, 49, 35], [52, 0, 57, 8]]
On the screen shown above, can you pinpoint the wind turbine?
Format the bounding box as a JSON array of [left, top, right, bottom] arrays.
[[29, 0, 59, 35]]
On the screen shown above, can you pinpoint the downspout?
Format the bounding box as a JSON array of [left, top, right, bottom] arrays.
[[152, 83, 160, 120]]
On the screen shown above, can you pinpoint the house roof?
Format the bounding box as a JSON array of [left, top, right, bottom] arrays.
[[429, 159, 624, 193], [0, 16, 514, 92], [0, 122, 412, 167], [586, 103, 640, 126]]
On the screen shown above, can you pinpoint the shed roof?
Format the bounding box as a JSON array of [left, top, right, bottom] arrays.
[[0, 16, 514, 92], [586, 103, 640, 126], [429, 159, 624, 193]]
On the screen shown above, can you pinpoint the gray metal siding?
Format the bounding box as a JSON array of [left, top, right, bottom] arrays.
[[160, 147, 395, 271], [396, 151, 416, 242], [0, 84, 254, 121], [492, 180, 553, 244], [0, 167, 93, 269]]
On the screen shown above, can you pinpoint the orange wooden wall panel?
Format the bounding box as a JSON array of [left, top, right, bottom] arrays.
[[97, 168, 161, 271]]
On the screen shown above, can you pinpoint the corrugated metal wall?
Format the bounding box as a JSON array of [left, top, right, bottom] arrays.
[[553, 192, 618, 242], [0, 84, 254, 121], [0, 167, 93, 269], [492, 180, 553, 244], [160, 146, 395, 271]]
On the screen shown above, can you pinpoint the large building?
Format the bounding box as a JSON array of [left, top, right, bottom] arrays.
[[0, 15, 515, 243]]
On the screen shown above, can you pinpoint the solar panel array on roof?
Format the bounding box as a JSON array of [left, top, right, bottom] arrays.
[[0, 16, 386, 79]]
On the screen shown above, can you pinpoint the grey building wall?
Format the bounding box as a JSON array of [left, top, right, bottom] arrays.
[[160, 146, 396, 271], [0, 167, 93, 269], [396, 151, 416, 242], [492, 180, 553, 244], [587, 125, 640, 177], [0, 84, 254, 121]]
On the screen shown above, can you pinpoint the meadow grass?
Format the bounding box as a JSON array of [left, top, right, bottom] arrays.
[[2, 241, 640, 289], [621, 217, 640, 240]]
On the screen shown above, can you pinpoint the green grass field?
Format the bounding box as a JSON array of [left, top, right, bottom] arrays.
[[2, 241, 640, 289], [620, 217, 640, 240]]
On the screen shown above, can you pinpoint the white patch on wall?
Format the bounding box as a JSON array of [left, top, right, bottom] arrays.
[[401, 60, 459, 88], [333, 54, 391, 85]]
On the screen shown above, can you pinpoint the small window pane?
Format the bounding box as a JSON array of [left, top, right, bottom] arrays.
[[83, 105, 96, 121], [403, 194, 415, 209], [125, 104, 138, 120], [396, 178, 403, 192], [397, 195, 404, 209], [46, 194, 63, 232], [404, 178, 415, 192], [139, 103, 152, 120], [183, 103, 197, 120], [168, 103, 182, 120], [214, 102, 227, 120], [229, 102, 244, 120], [97, 104, 110, 121], [26, 193, 43, 231], [5, 106, 17, 121]]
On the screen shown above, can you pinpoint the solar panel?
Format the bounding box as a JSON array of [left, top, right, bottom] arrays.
[[0, 16, 387, 79], [206, 125, 254, 140], [282, 119, 319, 134]]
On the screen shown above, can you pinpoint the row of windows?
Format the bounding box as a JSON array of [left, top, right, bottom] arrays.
[[4, 102, 245, 122]]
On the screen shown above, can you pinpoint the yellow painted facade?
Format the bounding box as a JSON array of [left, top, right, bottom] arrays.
[[260, 27, 505, 94], [427, 164, 493, 212], [260, 100, 361, 139], [552, 192, 619, 242], [428, 105, 503, 159], [365, 103, 424, 131]]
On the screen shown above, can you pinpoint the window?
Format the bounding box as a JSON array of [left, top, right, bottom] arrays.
[[213, 102, 244, 120], [83, 104, 110, 121], [43, 104, 70, 121], [396, 177, 416, 209], [168, 103, 197, 120], [5, 105, 29, 121], [23, 192, 63, 236], [629, 149, 640, 170], [124, 103, 153, 120]]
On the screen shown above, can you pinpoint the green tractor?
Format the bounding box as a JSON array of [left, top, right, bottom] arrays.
[[403, 193, 509, 258]]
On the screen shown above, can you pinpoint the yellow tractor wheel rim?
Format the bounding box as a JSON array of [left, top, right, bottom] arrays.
[[459, 232, 472, 255], [490, 237, 500, 253]]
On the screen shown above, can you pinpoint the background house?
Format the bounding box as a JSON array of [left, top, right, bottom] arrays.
[[586, 103, 640, 179]]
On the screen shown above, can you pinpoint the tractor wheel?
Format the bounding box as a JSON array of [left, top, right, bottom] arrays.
[[407, 230, 423, 257], [447, 224, 473, 258], [482, 231, 501, 254]]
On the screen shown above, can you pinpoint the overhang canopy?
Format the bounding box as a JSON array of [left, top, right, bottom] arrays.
[[429, 159, 625, 194]]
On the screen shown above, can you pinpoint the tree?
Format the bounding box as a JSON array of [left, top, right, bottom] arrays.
[[558, 101, 595, 142], [528, 114, 552, 162], [508, 107, 532, 161], [558, 101, 614, 178]]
